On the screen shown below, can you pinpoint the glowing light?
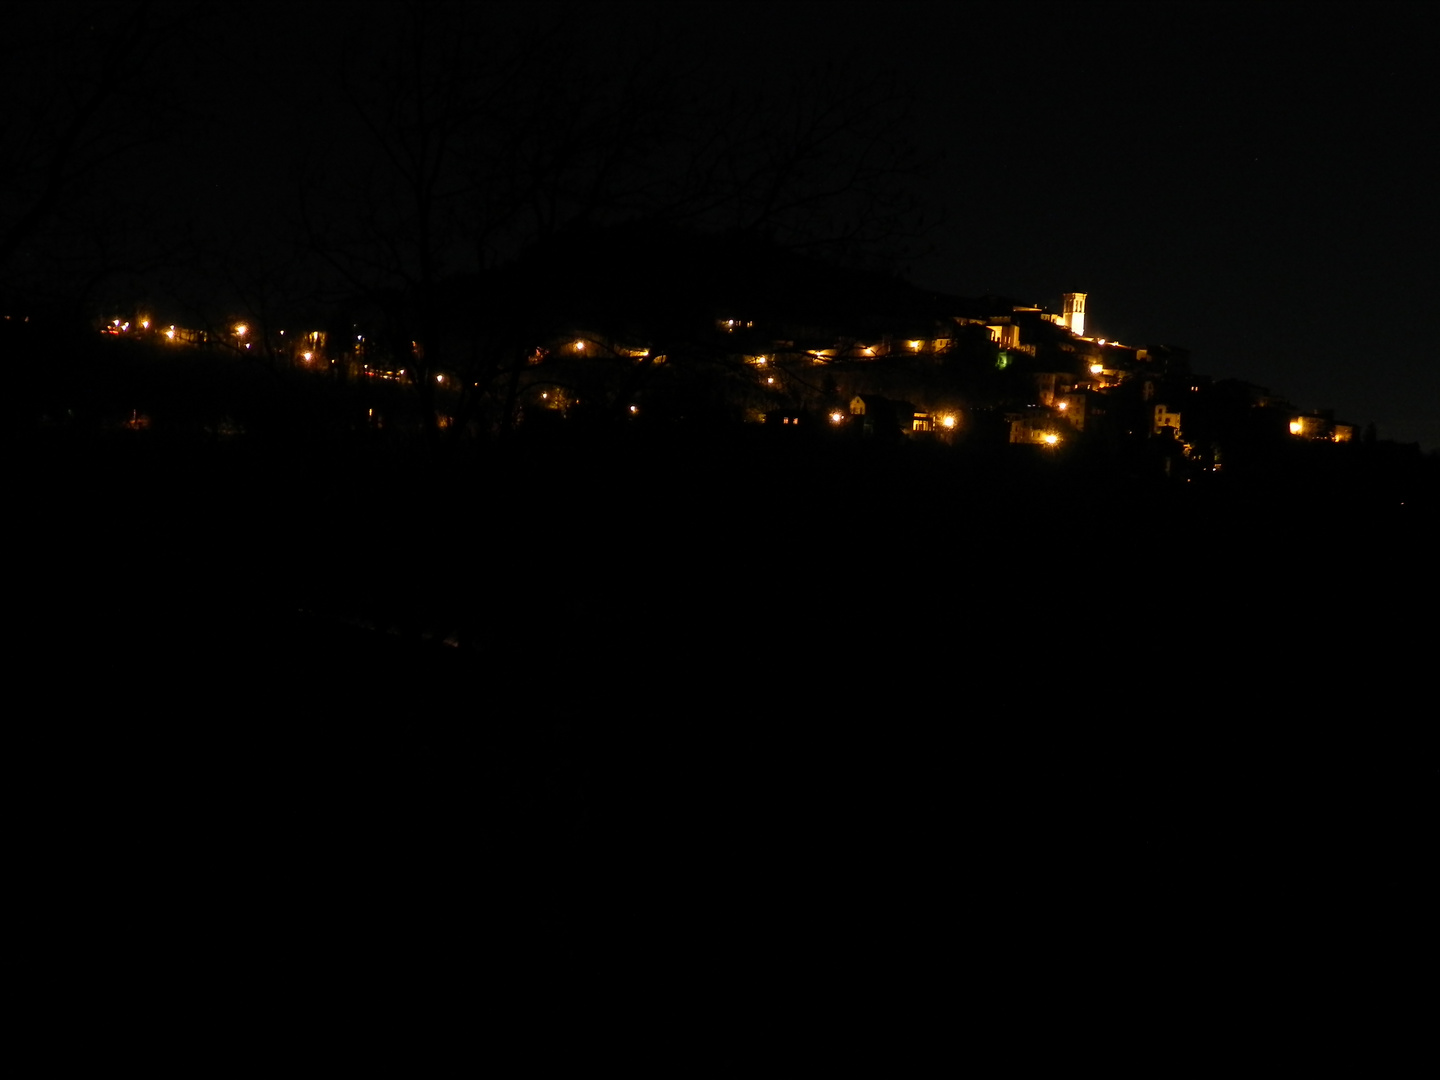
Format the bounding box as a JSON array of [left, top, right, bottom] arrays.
[[629, 405, 638, 413], [1057, 401, 1068, 411], [166, 327, 175, 340], [830, 412, 844, 423], [235, 324, 247, 336], [1043, 433, 1059, 445], [302, 351, 313, 361], [1289, 420, 1303, 435], [941, 415, 957, 429], [574, 340, 585, 351], [1098, 339, 1106, 346], [436, 374, 444, 384], [139, 320, 149, 330], [1090, 364, 1104, 375], [766, 377, 774, 384], [908, 340, 922, 351]]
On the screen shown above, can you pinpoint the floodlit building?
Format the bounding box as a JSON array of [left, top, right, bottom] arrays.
[[1153, 404, 1182, 437], [1061, 292, 1086, 337]]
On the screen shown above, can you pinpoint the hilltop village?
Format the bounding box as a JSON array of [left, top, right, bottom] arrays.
[[75, 227, 1359, 479]]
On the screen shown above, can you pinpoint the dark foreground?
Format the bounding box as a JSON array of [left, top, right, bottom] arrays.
[[12, 426, 1436, 1018]]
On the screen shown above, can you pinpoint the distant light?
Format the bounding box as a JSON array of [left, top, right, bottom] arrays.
[[436, 374, 444, 383], [1098, 339, 1106, 346], [1090, 364, 1103, 374], [629, 405, 638, 413], [1289, 420, 1303, 435], [575, 340, 585, 351], [941, 415, 956, 429], [235, 324, 247, 336], [1057, 401, 1068, 410], [830, 412, 844, 423], [302, 351, 312, 361], [1043, 433, 1059, 445]]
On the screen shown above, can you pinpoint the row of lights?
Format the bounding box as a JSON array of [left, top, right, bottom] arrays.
[[825, 412, 960, 429]]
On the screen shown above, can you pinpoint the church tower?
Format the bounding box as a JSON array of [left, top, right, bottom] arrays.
[[1062, 292, 1087, 338]]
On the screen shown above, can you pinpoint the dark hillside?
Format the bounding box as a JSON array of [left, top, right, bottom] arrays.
[[14, 405, 1435, 1004]]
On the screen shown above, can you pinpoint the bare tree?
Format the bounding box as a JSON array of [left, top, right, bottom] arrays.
[[0, 2, 202, 316], [299, 2, 933, 435]]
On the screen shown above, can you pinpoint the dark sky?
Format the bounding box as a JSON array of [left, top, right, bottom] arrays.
[[824, 1, 1439, 449], [11, 0, 1438, 448]]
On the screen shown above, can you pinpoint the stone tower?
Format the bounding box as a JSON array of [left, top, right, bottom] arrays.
[[1062, 292, 1086, 337]]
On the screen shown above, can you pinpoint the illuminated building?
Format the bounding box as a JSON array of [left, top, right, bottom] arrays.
[[1153, 404, 1182, 437], [1061, 292, 1086, 337]]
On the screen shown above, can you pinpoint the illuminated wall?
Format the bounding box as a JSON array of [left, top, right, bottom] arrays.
[[1152, 404, 1181, 436], [988, 321, 1020, 349], [1009, 415, 1063, 445], [1056, 393, 1085, 431], [1062, 292, 1086, 337]]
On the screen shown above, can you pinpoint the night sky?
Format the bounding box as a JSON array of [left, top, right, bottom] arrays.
[[901, 1, 1440, 452], [8, 0, 1438, 448], [818, 1, 1440, 451]]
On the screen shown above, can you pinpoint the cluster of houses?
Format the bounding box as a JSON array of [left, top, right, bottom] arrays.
[[638, 291, 1357, 461], [94, 287, 1356, 458]]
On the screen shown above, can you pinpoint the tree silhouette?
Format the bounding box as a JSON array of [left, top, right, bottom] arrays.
[[299, 2, 933, 436], [0, 2, 200, 317]]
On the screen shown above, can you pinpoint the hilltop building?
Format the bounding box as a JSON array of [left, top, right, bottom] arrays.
[[1061, 292, 1086, 337]]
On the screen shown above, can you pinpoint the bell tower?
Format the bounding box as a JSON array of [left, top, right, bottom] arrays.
[[1062, 292, 1086, 338]]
